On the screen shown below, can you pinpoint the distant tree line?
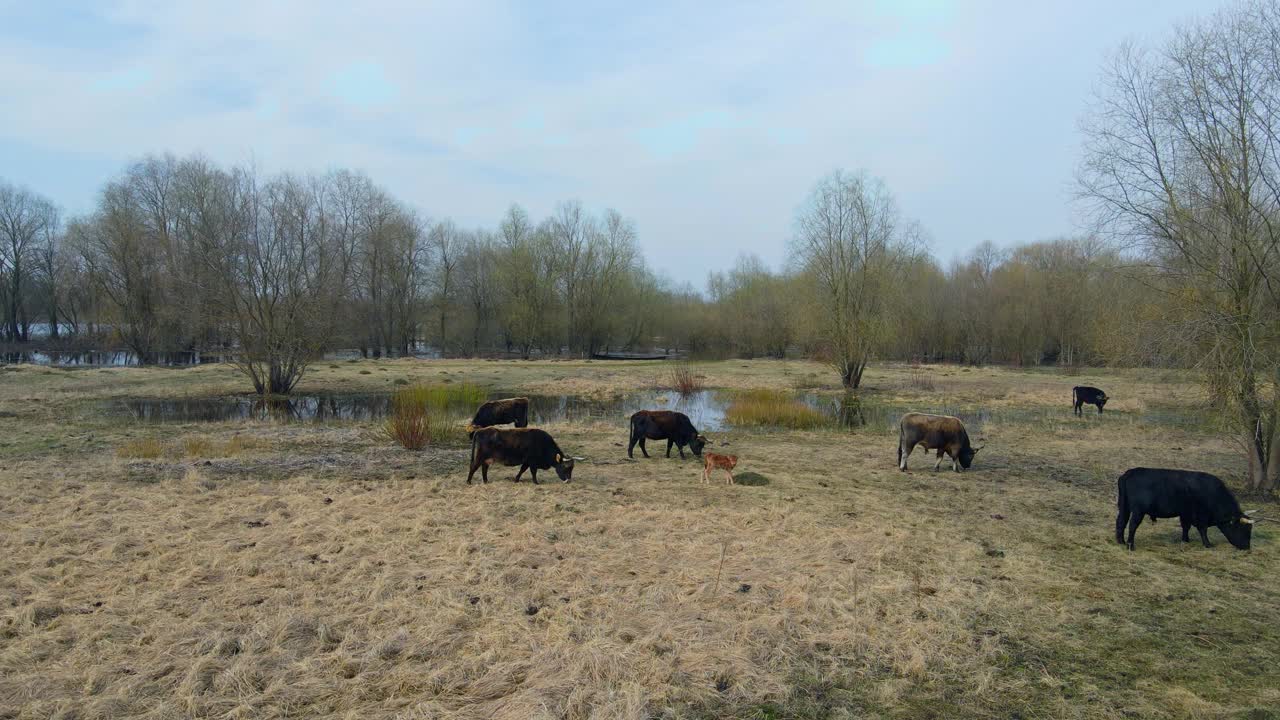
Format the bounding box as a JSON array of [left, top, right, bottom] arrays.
[[0, 158, 1171, 384]]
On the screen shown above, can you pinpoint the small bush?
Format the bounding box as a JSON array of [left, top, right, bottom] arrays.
[[726, 389, 829, 429], [669, 363, 702, 395], [179, 434, 266, 458], [181, 436, 215, 457], [393, 382, 486, 413], [910, 368, 936, 391], [383, 384, 473, 450], [116, 438, 165, 459]]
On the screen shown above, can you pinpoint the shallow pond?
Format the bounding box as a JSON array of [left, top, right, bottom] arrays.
[[102, 388, 1201, 434]]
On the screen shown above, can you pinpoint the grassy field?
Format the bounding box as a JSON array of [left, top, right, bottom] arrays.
[[1, 359, 1278, 719]]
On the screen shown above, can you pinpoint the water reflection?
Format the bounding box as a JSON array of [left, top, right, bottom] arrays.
[[104, 388, 1195, 433]]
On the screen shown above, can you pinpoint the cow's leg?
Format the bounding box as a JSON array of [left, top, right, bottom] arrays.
[[466, 461, 479, 485], [933, 449, 944, 471], [899, 442, 912, 471], [1180, 516, 1192, 543], [1197, 524, 1212, 548], [530, 467, 539, 485], [953, 453, 961, 472], [638, 437, 650, 458], [1115, 509, 1128, 544], [1126, 514, 1143, 550], [480, 464, 490, 484], [665, 439, 673, 458], [1074, 401, 1082, 417], [725, 469, 734, 485], [514, 463, 528, 482], [1096, 403, 1104, 415], [627, 428, 637, 458], [678, 442, 687, 460]]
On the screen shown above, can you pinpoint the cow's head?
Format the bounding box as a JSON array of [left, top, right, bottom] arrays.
[[553, 453, 575, 482], [959, 444, 983, 469], [690, 434, 708, 456], [1099, 394, 1109, 409], [1219, 513, 1254, 550]]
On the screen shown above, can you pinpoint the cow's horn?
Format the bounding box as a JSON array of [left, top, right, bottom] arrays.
[[1241, 517, 1254, 525], [571, 456, 585, 461], [1245, 509, 1258, 516]]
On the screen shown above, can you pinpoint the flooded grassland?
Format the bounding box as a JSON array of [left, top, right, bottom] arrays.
[[1, 359, 1277, 718]]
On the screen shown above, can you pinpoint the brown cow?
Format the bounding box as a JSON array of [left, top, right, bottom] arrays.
[[467, 397, 529, 438], [897, 413, 983, 472], [467, 427, 576, 484], [702, 452, 738, 484]]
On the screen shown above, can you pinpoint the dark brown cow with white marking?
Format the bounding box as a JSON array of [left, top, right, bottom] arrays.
[[466, 427, 577, 485], [897, 413, 982, 472]]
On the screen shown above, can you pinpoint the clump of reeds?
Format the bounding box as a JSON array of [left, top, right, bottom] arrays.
[[669, 363, 702, 395], [382, 384, 472, 450], [392, 382, 487, 413], [180, 434, 267, 458], [115, 438, 165, 459], [725, 389, 828, 429], [910, 368, 936, 391]]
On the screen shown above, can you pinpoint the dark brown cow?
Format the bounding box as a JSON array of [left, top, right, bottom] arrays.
[[897, 413, 982, 472], [467, 427, 576, 485], [628, 410, 707, 459], [468, 397, 529, 438]]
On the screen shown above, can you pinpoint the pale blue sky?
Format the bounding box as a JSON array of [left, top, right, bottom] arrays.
[[1, 0, 1213, 285]]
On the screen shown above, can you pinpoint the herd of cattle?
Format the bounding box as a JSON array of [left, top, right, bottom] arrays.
[[461, 385, 1261, 552]]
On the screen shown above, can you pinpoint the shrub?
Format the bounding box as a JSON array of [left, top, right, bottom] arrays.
[[383, 384, 475, 450], [179, 434, 266, 458], [116, 438, 165, 459], [393, 382, 486, 413], [181, 436, 215, 457], [669, 363, 702, 395], [910, 368, 935, 391], [726, 389, 829, 429]]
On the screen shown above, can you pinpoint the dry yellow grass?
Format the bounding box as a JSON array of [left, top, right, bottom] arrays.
[[1, 360, 1278, 718]]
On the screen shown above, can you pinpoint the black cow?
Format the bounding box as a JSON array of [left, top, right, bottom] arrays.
[[468, 397, 529, 438], [1115, 467, 1254, 550], [467, 427, 576, 484], [1072, 386, 1108, 416], [628, 410, 707, 459]]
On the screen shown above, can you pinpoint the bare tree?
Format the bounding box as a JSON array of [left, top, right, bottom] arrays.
[[792, 170, 919, 388], [1080, 0, 1280, 490], [429, 220, 460, 355], [0, 180, 58, 342], [197, 169, 348, 394]]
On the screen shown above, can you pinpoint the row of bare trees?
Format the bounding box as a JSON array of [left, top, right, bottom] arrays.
[[1, 159, 1181, 378]]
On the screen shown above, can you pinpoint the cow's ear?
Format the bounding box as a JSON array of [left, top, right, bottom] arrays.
[[555, 453, 562, 463]]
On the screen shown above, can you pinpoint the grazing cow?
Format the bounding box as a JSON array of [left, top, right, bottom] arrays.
[[702, 452, 738, 484], [467, 427, 576, 485], [468, 397, 529, 438], [628, 410, 707, 460], [1072, 386, 1108, 416], [897, 413, 982, 472], [1115, 467, 1254, 551]]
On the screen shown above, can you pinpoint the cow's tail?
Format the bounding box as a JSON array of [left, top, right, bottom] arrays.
[[1115, 471, 1130, 543], [896, 419, 903, 466], [1071, 386, 1077, 408], [469, 431, 478, 469]]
